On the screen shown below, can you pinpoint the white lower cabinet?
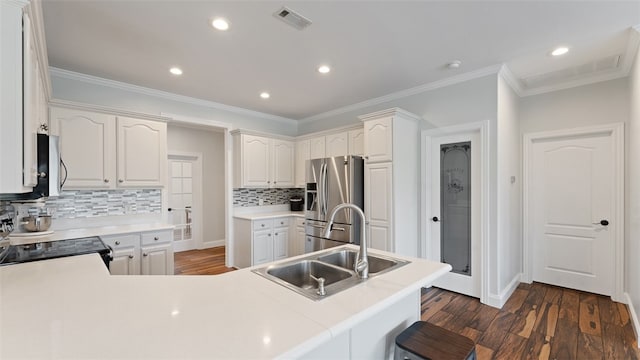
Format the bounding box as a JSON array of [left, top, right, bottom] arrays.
[[102, 230, 174, 275], [235, 216, 304, 268], [290, 217, 306, 257]]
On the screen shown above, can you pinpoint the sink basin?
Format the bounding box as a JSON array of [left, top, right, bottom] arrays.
[[266, 260, 352, 290], [317, 250, 400, 274], [253, 247, 410, 300]]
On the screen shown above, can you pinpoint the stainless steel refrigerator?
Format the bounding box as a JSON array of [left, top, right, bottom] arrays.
[[304, 155, 364, 253]]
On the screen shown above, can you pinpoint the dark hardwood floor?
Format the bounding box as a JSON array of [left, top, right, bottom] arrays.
[[175, 248, 639, 359]]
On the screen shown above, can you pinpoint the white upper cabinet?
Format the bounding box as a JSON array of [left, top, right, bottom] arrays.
[[348, 129, 365, 157], [325, 132, 348, 157], [51, 108, 116, 188], [233, 132, 294, 188], [242, 135, 271, 187], [363, 117, 393, 163], [309, 136, 326, 160], [0, 1, 48, 194], [295, 140, 310, 187], [116, 116, 167, 188], [50, 108, 167, 189], [272, 139, 295, 187]]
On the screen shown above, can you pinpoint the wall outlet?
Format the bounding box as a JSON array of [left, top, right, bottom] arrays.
[[258, 198, 264, 206]]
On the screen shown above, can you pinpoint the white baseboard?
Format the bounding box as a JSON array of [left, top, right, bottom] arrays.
[[201, 239, 225, 249], [486, 273, 522, 309], [625, 292, 640, 347]]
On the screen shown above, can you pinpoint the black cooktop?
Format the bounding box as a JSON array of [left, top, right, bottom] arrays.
[[0, 236, 111, 266]]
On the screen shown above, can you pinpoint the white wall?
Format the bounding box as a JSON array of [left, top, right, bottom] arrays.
[[50, 71, 298, 136], [298, 74, 499, 134], [167, 125, 226, 242], [496, 73, 521, 297], [520, 77, 629, 134], [627, 37, 640, 340]]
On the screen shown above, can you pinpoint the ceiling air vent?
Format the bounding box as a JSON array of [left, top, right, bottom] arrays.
[[521, 54, 621, 89], [274, 6, 312, 30]]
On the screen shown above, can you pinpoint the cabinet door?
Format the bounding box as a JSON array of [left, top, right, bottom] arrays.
[[252, 229, 273, 265], [365, 162, 393, 251], [273, 227, 289, 260], [110, 246, 139, 275], [364, 117, 393, 163], [22, 13, 38, 187], [272, 139, 295, 187], [117, 117, 167, 187], [309, 136, 326, 160], [141, 243, 173, 275], [348, 129, 365, 156], [325, 132, 348, 157], [242, 135, 271, 187], [50, 108, 116, 188], [295, 140, 310, 187], [296, 224, 306, 256]]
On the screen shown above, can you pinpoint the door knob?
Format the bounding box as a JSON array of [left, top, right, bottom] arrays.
[[432, 217, 440, 222], [593, 220, 609, 226]]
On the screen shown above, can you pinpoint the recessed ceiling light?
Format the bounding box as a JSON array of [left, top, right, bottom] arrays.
[[551, 47, 569, 56], [447, 60, 462, 69], [318, 65, 331, 74], [211, 18, 230, 31], [260, 92, 270, 99], [169, 67, 183, 75]]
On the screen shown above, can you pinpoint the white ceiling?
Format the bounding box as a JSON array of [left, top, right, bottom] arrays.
[[42, 1, 640, 121]]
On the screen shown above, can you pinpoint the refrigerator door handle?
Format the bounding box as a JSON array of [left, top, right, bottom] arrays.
[[322, 162, 329, 216], [318, 163, 324, 216]]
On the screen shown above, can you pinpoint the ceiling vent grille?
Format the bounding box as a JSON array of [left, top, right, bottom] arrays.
[[274, 6, 312, 30], [521, 54, 621, 89]]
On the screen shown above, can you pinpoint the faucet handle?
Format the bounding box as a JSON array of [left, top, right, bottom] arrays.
[[310, 274, 327, 296]]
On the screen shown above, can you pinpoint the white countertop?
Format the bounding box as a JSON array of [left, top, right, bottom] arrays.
[[8, 222, 174, 245], [0, 245, 450, 359], [234, 210, 305, 220]]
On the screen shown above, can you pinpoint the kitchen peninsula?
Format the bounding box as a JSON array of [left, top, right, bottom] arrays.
[[0, 245, 450, 359]]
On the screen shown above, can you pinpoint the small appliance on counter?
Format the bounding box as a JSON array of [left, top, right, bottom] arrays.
[[0, 202, 16, 263], [9, 202, 55, 237], [289, 197, 304, 211]]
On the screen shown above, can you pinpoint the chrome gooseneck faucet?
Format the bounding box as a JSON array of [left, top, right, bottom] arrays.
[[323, 203, 369, 279]]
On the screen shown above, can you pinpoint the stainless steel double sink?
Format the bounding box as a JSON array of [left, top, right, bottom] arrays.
[[252, 248, 410, 300]]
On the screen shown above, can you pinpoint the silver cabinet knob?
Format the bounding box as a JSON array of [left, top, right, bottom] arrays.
[[154, 236, 159, 241], [128, 254, 133, 259], [104, 179, 109, 183], [274, 181, 277, 184], [268, 233, 272, 237], [275, 232, 278, 236], [118, 179, 124, 183], [267, 181, 271, 184], [261, 224, 265, 227], [143, 253, 148, 257], [280, 221, 284, 225], [115, 241, 121, 245]]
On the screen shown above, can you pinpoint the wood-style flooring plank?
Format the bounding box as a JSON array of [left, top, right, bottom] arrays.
[[522, 330, 551, 360], [549, 317, 578, 360], [503, 288, 528, 313], [579, 298, 602, 336], [577, 332, 604, 360], [475, 344, 494, 360], [174, 246, 236, 275], [492, 333, 527, 359]]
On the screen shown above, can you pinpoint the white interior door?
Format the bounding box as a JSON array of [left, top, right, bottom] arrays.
[[168, 154, 202, 252], [429, 132, 481, 298], [530, 133, 614, 295]]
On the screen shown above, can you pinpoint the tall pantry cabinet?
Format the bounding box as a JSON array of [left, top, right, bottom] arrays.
[[360, 108, 421, 257]]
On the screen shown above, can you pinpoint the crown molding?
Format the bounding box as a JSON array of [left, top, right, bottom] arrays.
[[357, 107, 422, 122], [49, 98, 172, 123], [296, 123, 363, 140], [300, 64, 502, 124], [229, 128, 295, 141], [48, 67, 298, 126], [498, 64, 524, 97]]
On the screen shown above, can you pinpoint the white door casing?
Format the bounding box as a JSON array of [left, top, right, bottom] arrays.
[[429, 132, 481, 298], [523, 123, 624, 301], [422, 121, 489, 303]]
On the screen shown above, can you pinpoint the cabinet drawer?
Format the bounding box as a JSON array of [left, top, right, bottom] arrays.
[[253, 219, 273, 231], [101, 234, 140, 248], [273, 217, 290, 228], [295, 217, 305, 227], [141, 231, 172, 245]]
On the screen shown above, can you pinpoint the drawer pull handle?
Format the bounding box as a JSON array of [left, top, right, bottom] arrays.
[[154, 237, 159, 241], [280, 222, 284, 225], [261, 224, 265, 227], [275, 232, 278, 236], [143, 253, 148, 257], [115, 241, 121, 245], [128, 255, 133, 259], [118, 179, 124, 183], [268, 234, 272, 237], [104, 179, 109, 183]]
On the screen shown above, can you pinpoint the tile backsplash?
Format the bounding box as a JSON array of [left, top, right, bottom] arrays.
[[233, 188, 304, 207], [33, 189, 162, 219]]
